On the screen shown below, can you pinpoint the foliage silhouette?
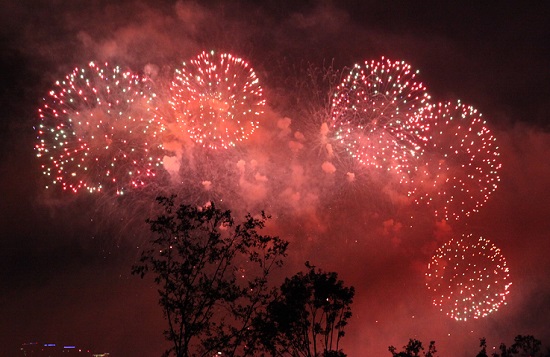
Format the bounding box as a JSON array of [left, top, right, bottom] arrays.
[[259, 262, 355, 357], [489, 335, 545, 357], [390, 335, 550, 357], [132, 196, 288, 357], [389, 339, 437, 357]]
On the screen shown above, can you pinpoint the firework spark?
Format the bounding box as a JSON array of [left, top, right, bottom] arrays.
[[170, 51, 265, 150], [35, 61, 165, 194]]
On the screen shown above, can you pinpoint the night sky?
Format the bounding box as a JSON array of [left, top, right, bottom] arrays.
[[1, 1, 550, 356]]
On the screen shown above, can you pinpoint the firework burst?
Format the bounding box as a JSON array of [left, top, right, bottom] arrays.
[[426, 234, 512, 321], [35, 61, 165, 194], [411, 101, 501, 221], [330, 57, 431, 181], [170, 51, 265, 150]]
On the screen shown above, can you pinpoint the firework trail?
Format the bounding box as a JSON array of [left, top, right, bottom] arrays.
[[426, 234, 512, 321], [169, 50, 265, 150], [411, 101, 501, 221], [330, 57, 431, 182], [35, 62, 165, 194]]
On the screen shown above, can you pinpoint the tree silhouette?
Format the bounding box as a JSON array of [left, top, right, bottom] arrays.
[[476, 338, 489, 357], [389, 339, 437, 357], [132, 196, 288, 357], [390, 335, 550, 357], [260, 262, 355, 357], [489, 335, 544, 357]]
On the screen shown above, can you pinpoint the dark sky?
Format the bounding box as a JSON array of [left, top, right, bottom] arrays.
[[1, 1, 550, 356]]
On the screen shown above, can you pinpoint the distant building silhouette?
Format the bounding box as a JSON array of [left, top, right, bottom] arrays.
[[20, 342, 110, 356]]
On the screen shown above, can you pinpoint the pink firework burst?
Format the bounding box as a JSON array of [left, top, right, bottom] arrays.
[[426, 234, 512, 321], [330, 57, 431, 181], [35, 61, 165, 194], [170, 51, 265, 150], [411, 101, 501, 221]]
